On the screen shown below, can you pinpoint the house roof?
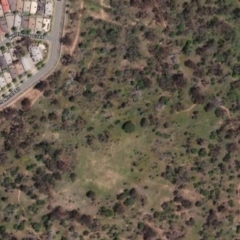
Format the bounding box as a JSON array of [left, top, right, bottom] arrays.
[[45, 1, 53, 16], [30, 0, 37, 14], [3, 51, 13, 65], [5, 13, 14, 29], [21, 15, 29, 29], [0, 75, 6, 87], [36, 0, 44, 15], [8, 0, 17, 11], [3, 71, 12, 83], [0, 5, 4, 17], [16, 0, 23, 12], [15, 61, 24, 75], [35, 16, 43, 31], [23, 0, 31, 12], [29, 45, 43, 63], [0, 17, 9, 32], [1, 0, 10, 13], [42, 17, 50, 32], [14, 13, 21, 28], [28, 16, 36, 30], [9, 65, 18, 79]]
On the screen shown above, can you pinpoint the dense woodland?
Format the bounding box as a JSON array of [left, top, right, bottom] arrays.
[[0, 0, 240, 239]]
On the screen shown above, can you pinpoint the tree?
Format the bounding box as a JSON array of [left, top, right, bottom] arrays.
[[122, 121, 135, 133], [0, 225, 6, 234], [21, 97, 31, 111], [86, 190, 96, 200], [11, 26, 17, 32], [34, 80, 47, 92]]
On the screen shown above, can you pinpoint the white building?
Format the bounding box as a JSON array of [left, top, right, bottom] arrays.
[[14, 14, 22, 29], [29, 45, 43, 63], [30, 0, 37, 14], [3, 71, 12, 83], [39, 43, 46, 52], [3, 52, 13, 65], [45, 1, 53, 16], [0, 5, 4, 17], [23, 0, 31, 12], [0, 75, 6, 88], [35, 17, 43, 32], [21, 55, 34, 71], [42, 18, 51, 32], [5, 13, 14, 30]]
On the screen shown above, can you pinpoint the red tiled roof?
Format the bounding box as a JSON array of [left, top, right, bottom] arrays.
[[1, 0, 10, 13]]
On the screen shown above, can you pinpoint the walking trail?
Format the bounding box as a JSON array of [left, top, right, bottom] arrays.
[[87, 40, 97, 69], [70, 0, 84, 55], [176, 104, 196, 114], [18, 171, 27, 216], [219, 105, 231, 118]]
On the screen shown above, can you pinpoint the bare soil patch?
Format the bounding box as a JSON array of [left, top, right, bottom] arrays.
[[5, 87, 42, 109]]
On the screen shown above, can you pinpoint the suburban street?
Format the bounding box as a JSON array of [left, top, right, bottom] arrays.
[[0, 0, 66, 108]]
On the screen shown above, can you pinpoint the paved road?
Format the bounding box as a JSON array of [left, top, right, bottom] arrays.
[[0, 0, 65, 108]]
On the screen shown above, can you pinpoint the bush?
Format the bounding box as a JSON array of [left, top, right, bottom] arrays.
[[140, 118, 148, 127], [122, 121, 135, 133], [99, 207, 114, 217], [0, 225, 6, 234], [86, 190, 96, 200]]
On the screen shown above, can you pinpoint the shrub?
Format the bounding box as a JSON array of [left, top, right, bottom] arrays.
[[86, 190, 96, 200], [0, 225, 6, 234], [122, 121, 135, 133]]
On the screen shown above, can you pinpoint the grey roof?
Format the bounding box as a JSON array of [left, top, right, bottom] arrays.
[[0, 56, 8, 69], [9, 0, 17, 12], [21, 15, 29, 29], [0, 17, 9, 33], [9, 66, 18, 79], [37, 0, 45, 15]]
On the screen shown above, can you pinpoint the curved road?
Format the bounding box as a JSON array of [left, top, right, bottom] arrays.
[[0, 0, 65, 108]]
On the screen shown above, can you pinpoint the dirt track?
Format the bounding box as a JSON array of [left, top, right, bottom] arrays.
[[176, 104, 196, 114], [70, 0, 84, 55]]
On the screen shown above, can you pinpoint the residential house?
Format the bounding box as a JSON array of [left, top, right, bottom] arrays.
[[3, 71, 12, 83], [29, 45, 43, 63], [15, 61, 24, 75], [23, 0, 31, 12], [1, 0, 10, 13], [3, 51, 12, 65], [21, 55, 34, 71], [0, 4, 4, 17], [36, 0, 44, 15], [21, 15, 28, 29], [35, 16, 42, 32], [9, 65, 18, 79], [0, 56, 7, 69], [14, 13, 21, 29], [5, 13, 14, 30], [0, 17, 9, 32], [28, 16, 35, 32], [0, 75, 6, 88], [9, 0, 17, 12], [30, 0, 37, 14], [16, 0, 24, 12], [45, 0, 53, 16], [42, 17, 50, 32]]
